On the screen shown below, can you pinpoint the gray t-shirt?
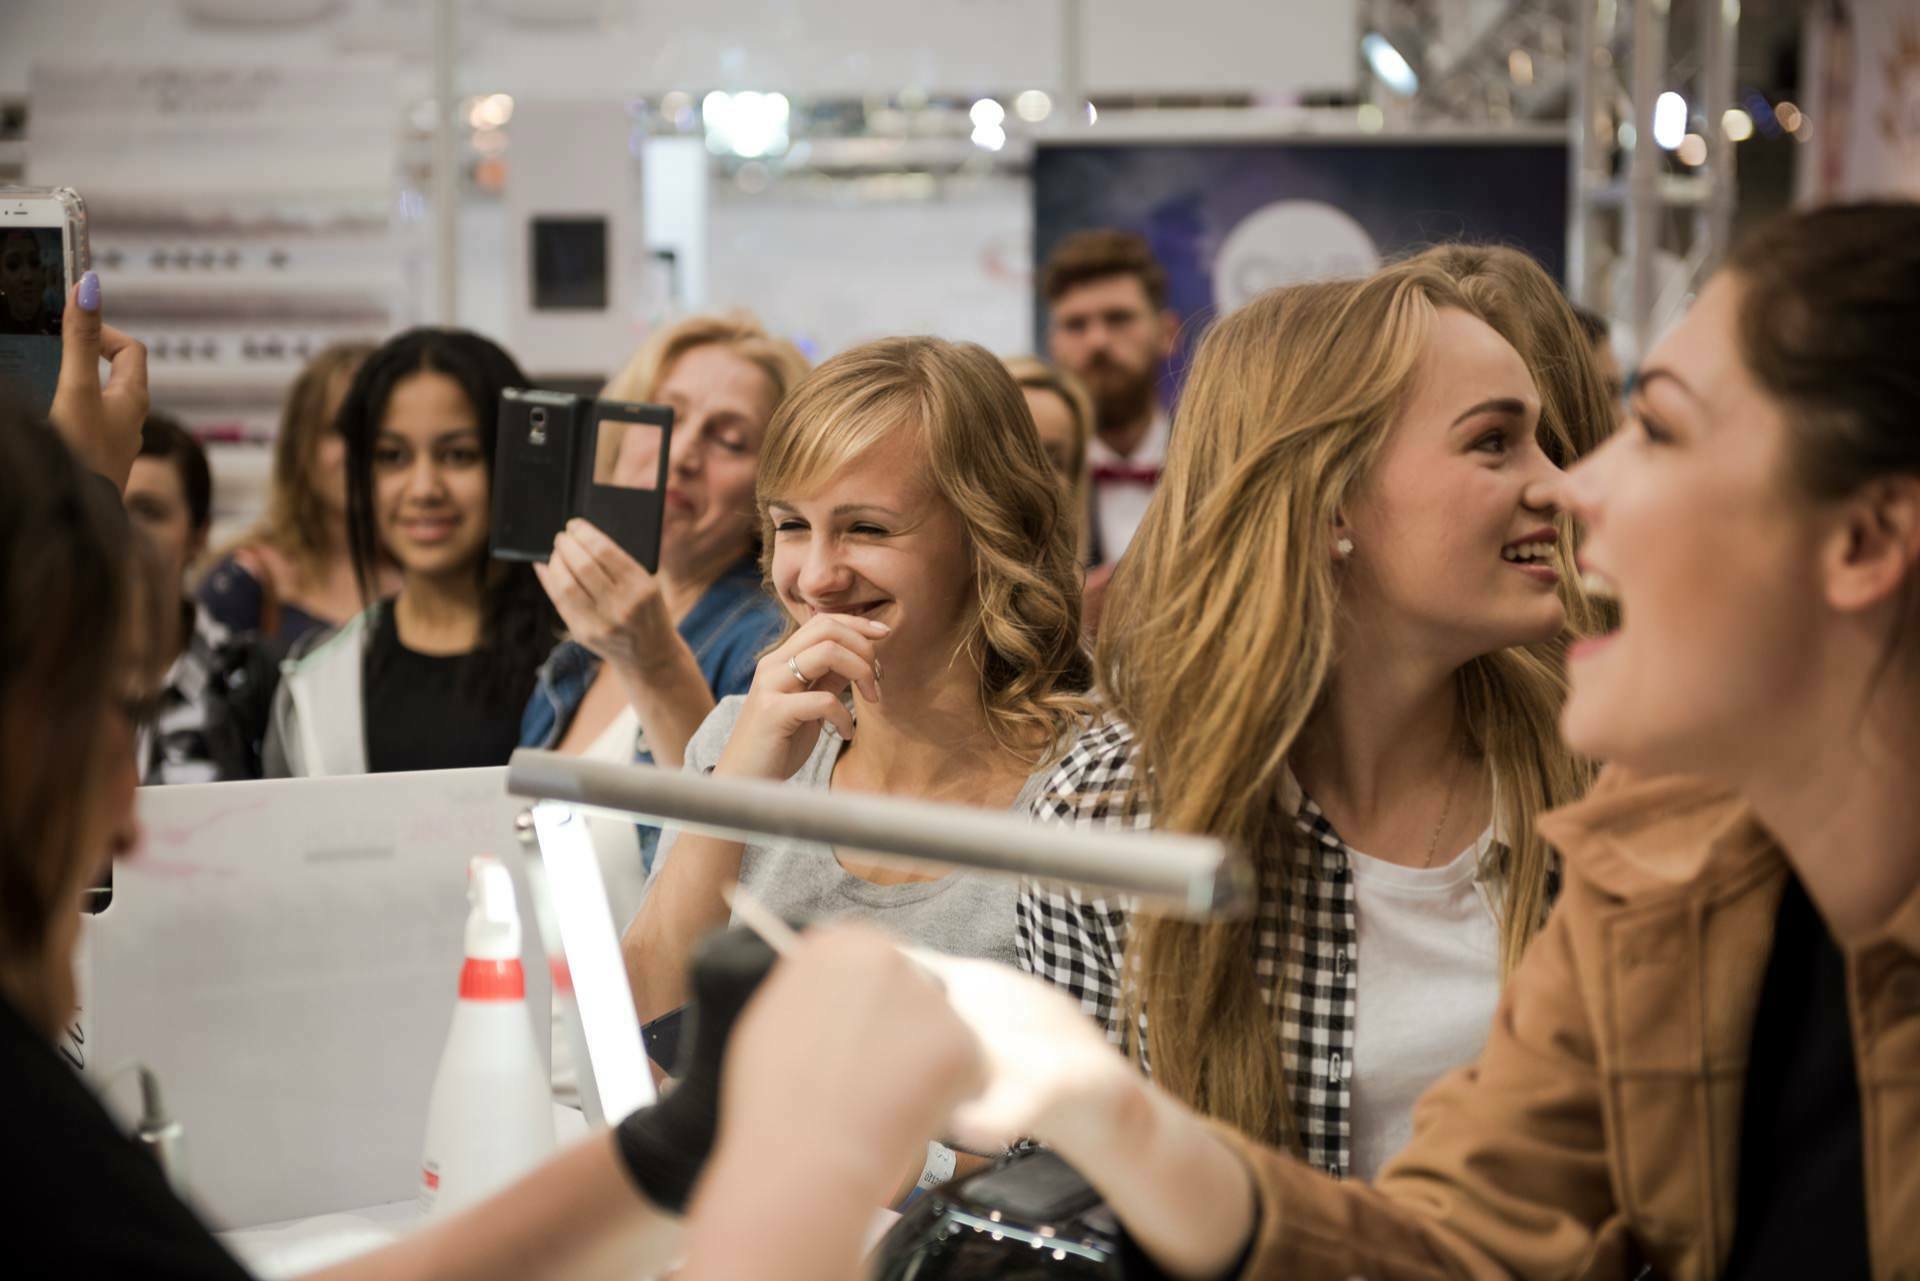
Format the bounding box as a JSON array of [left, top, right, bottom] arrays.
[[648, 695, 1048, 964]]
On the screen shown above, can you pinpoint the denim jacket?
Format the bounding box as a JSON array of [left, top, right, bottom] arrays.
[[520, 555, 781, 753]]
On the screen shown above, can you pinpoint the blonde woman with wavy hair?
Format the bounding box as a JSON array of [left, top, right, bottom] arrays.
[[1019, 262, 1595, 1181], [627, 334, 1089, 1022]]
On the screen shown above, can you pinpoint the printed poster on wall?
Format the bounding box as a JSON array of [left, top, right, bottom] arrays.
[[1032, 138, 1570, 392]]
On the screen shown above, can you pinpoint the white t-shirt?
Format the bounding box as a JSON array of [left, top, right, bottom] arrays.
[[1346, 826, 1503, 1182], [1086, 410, 1170, 563]]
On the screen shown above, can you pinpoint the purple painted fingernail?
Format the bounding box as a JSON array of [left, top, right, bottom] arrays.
[[77, 271, 101, 312]]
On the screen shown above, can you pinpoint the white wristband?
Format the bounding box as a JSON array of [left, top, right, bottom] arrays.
[[915, 1140, 958, 1194]]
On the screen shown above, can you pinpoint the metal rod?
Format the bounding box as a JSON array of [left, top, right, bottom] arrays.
[[1698, 0, 1738, 278], [1061, 0, 1086, 128], [1567, 0, 1598, 302], [1625, 0, 1667, 348], [505, 749, 1251, 918], [432, 0, 459, 325]]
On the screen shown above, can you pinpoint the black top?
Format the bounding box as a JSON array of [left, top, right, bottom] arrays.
[[0, 993, 253, 1280], [363, 604, 529, 774], [1721, 872, 1871, 1278]]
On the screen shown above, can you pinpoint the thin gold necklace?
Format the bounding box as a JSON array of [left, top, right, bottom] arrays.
[[1422, 750, 1467, 869]]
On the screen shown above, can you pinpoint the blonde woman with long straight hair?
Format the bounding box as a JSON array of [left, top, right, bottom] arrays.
[[1018, 261, 1596, 1181]]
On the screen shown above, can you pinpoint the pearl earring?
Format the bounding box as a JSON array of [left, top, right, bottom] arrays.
[[1335, 537, 1355, 557]]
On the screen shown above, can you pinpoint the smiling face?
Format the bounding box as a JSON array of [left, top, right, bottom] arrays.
[[1557, 275, 1832, 776], [766, 427, 974, 676], [655, 343, 778, 571], [371, 370, 491, 581], [1341, 307, 1568, 666]]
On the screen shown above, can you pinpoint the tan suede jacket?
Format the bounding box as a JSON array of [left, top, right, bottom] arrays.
[[1217, 768, 1920, 1281]]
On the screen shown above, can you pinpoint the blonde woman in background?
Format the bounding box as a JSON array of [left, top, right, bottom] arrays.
[[1003, 355, 1095, 562], [1019, 262, 1598, 1182], [520, 312, 809, 819], [197, 341, 392, 655], [520, 313, 807, 1103]]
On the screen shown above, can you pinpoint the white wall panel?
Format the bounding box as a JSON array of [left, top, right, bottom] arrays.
[[2, 0, 1358, 100], [1082, 0, 1357, 96]]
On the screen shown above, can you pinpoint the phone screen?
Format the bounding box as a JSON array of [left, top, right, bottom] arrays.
[[0, 223, 66, 414], [592, 419, 663, 491]]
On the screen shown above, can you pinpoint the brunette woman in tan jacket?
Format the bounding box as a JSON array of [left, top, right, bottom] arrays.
[[970, 203, 1920, 1281]]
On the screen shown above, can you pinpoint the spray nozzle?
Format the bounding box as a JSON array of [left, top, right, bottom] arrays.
[[464, 855, 522, 961]]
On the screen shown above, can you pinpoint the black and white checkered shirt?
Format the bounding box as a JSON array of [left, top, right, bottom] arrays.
[[1017, 715, 1521, 1180]]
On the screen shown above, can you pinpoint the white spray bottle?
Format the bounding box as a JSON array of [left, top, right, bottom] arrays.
[[418, 855, 556, 1215]]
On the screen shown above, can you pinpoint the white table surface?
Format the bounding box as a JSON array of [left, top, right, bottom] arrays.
[[219, 1106, 592, 1278]]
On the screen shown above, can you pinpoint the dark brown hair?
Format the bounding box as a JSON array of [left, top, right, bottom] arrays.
[[1727, 202, 1920, 504], [1042, 229, 1170, 312], [0, 407, 135, 979], [137, 411, 212, 532]]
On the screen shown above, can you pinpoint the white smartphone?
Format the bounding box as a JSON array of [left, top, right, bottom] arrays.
[[0, 186, 90, 416]]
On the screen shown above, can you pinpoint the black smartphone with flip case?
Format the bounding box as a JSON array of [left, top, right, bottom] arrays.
[[491, 388, 674, 573]]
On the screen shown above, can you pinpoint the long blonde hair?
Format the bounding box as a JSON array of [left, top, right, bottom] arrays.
[[757, 337, 1092, 762], [230, 341, 374, 588], [1003, 355, 1095, 561], [1103, 265, 1594, 1149]]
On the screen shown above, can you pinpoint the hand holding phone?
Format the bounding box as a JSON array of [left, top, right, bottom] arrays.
[[532, 518, 679, 676], [2, 186, 147, 487]]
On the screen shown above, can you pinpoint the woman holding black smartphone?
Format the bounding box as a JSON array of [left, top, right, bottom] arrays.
[[264, 328, 559, 776]]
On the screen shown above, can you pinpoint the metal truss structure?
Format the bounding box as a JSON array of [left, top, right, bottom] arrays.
[[1365, 0, 1742, 351]]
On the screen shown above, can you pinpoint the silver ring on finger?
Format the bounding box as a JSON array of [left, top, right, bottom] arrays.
[[786, 654, 813, 690]]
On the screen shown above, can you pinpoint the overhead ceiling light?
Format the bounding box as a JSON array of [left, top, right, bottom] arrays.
[[1362, 33, 1419, 97], [1014, 90, 1053, 123], [703, 90, 790, 159], [1653, 91, 1688, 150]]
